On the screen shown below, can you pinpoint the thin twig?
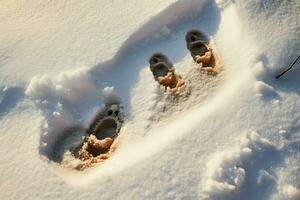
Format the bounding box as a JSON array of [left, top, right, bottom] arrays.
[[276, 55, 300, 79]]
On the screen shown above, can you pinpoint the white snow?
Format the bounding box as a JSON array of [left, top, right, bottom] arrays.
[[0, 0, 300, 199], [280, 185, 300, 200], [26, 66, 97, 105], [201, 132, 279, 200], [254, 81, 278, 99], [102, 86, 122, 105]]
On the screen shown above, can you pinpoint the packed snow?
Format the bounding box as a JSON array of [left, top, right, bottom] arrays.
[[0, 0, 300, 199]]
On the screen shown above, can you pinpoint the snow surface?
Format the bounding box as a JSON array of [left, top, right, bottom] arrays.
[[1, 0, 300, 199]]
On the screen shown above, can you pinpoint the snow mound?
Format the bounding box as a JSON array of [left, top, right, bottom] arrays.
[[26, 66, 97, 105], [102, 86, 122, 106], [254, 81, 279, 100], [201, 132, 281, 200]]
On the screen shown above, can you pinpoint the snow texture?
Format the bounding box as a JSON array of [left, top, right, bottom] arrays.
[[0, 0, 300, 199], [201, 132, 280, 200]]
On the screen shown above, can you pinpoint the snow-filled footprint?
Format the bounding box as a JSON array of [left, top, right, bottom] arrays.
[[186, 29, 223, 74], [140, 32, 224, 130], [58, 89, 125, 170], [149, 53, 187, 95], [25, 67, 128, 170]]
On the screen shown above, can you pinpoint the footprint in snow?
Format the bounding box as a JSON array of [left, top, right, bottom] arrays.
[[25, 0, 222, 171]]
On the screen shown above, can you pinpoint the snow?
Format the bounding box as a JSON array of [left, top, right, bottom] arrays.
[[25, 66, 97, 105], [102, 86, 122, 106], [280, 185, 300, 200], [1, 0, 300, 199], [201, 132, 280, 200], [254, 81, 279, 100]]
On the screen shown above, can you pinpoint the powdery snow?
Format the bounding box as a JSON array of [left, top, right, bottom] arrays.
[[0, 0, 300, 199], [201, 132, 280, 200], [25, 66, 97, 105]]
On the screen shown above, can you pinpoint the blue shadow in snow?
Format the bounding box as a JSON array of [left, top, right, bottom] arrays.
[[0, 86, 24, 118]]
